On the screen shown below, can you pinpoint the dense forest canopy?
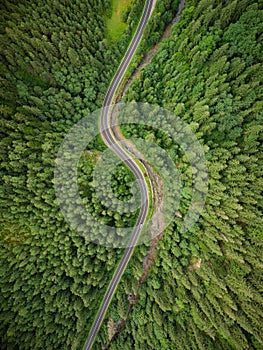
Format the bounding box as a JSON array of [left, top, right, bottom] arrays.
[[0, 0, 262, 349], [94, 0, 263, 349], [0, 0, 146, 348]]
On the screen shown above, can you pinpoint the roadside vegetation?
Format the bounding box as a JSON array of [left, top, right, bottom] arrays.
[[107, 0, 132, 41], [94, 0, 263, 349], [0, 0, 142, 348], [0, 0, 262, 349]]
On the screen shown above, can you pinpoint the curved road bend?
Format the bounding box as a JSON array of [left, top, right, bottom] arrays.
[[83, 1, 155, 349]]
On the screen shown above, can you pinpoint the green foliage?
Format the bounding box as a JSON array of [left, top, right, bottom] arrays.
[[1, 0, 263, 349], [95, 0, 263, 348], [125, 0, 182, 79], [106, 0, 134, 42], [0, 0, 142, 348]]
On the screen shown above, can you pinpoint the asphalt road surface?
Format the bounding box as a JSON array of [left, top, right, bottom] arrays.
[[83, 1, 155, 349]]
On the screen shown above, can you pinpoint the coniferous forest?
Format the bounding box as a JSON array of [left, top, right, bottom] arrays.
[[1, 0, 263, 350]]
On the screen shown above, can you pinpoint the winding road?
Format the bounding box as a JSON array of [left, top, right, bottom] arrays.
[[83, 1, 155, 349]]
